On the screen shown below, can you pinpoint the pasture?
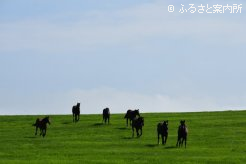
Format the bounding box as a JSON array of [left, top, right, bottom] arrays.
[[0, 111, 245, 163]]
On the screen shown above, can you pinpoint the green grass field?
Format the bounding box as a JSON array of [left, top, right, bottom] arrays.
[[0, 111, 245, 163]]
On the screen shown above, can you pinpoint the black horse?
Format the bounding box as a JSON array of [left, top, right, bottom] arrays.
[[72, 103, 80, 122], [132, 116, 144, 138], [176, 120, 188, 148], [124, 109, 140, 126], [102, 108, 110, 124], [33, 116, 51, 137], [157, 120, 168, 145]]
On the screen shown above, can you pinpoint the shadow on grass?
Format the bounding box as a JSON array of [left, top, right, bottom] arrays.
[[164, 146, 177, 149], [145, 144, 158, 148], [92, 123, 104, 126], [24, 136, 36, 139], [62, 121, 72, 125], [122, 137, 133, 140], [116, 127, 127, 130]]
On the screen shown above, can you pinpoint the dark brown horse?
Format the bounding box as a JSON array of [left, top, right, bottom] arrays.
[[132, 116, 144, 138], [102, 108, 110, 124], [124, 109, 140, 126], [157, 120, 168, 145], [33, 116, 51, 137], [176, 120, 188, 148], [72, 103, 80, 122]]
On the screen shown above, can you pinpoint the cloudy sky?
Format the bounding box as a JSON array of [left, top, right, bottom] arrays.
[[0, 0, 245, 115]]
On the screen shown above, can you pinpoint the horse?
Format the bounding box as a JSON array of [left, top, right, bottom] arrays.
[[33, 116, 51, 137], [102, 108, 110, 124], [72, 103, 80, 122], [132, 116, 144, 138], [124, 109, 140, 126], [176, 120, 188, 148], [157, 120, 168, 145]]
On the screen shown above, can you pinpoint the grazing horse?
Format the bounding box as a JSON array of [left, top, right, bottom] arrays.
[[72, 103, 80, 122], [176, 120, 188, 148], [102, 108, 110, 124], [124, 109, 140, 126], [157, 120, 168, 145], [132, 116, 144, 138], [33, 116, 50, 137]]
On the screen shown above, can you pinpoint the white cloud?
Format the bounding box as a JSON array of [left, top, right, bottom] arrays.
[[0, 88, 243, 115]]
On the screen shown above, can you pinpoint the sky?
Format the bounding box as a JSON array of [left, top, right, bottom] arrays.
[[0, 0, 245, 115]]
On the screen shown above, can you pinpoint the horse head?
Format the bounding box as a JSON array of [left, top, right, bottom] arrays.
[[45, 116, 51, 125], [180, 120, 185, 125]]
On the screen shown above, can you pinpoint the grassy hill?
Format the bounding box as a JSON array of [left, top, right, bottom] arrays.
[[0, 111, 245, 163]]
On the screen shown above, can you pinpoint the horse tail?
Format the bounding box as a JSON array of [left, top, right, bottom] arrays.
[[72, 106, 75, 114], [124, 111, 129, 118]]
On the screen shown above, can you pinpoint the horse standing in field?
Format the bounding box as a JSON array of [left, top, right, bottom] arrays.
[[132, 116, 144, 138], [176, 120, 188, 148], [157, 120, 168, 145], [124, 109, 140, 127], [72, 103, 80, 122], [102, 108, 110, 124], [33, 116, 51, 137]]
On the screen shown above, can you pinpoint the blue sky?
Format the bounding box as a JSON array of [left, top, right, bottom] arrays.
[[0, 0, 245, 115]]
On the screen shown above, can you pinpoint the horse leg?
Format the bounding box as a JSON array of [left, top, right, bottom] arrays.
[[40, 128, 43, 136], [164, 134, 168, 145], [161, 134, 164, 145], [43, 128, 46, 137], [176, 137, 178, 147], [35, 126, 38, 135], [184, 137, 187, 148], [126, 118, 128, 127], [132, 127, 134, 138], [158, 133, 160, 145], [176, 136, 180, 147], [76, 115, 79, 122], [73, 114, 74, 122], [43, 129, 46, 137], [181, 138, 184, 147]]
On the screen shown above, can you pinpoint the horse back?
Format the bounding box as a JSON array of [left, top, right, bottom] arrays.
[[103, 108, 110, 115], [124, 110, 131, 118], [132, 117, 143, 128], [157, 123, 162, 132], [157, 123, 168, 135], [72, 105, 80, 114], [178, 125, 187, 137]]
